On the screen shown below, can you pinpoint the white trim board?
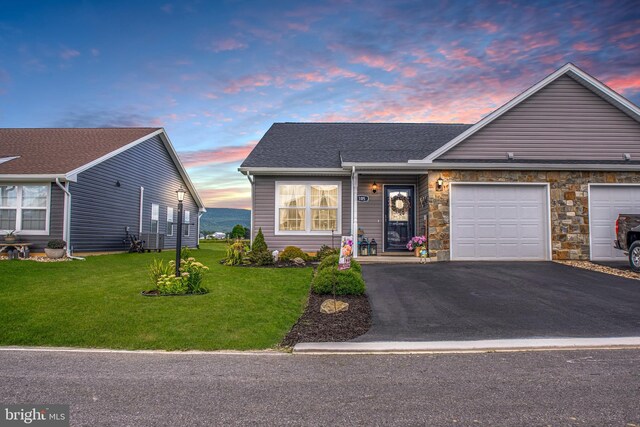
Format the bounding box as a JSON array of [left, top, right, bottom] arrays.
[[449, 182, 552, 261], [411, 63, 640, 163]]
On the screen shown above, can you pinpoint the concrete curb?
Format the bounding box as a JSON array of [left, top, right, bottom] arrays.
[[0, 346, 283, 356], [293, 337, 640, 354]]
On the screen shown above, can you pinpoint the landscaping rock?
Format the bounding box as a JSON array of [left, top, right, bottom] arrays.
[[320, 299, 349, 314], [291, 257, 306, 266]]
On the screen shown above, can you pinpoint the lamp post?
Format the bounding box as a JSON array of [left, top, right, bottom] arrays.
[[175, 186, 185, 277]]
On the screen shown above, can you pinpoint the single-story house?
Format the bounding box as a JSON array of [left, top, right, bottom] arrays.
[[0, 127, 204, 255], [240, 63, 640, 262]]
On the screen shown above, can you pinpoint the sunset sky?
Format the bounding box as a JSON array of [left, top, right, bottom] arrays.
[[1, 0, 639, 209]]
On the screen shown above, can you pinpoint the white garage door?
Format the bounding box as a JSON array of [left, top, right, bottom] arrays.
[[451, 184, 549, 260], [589, 185, 640, 261]]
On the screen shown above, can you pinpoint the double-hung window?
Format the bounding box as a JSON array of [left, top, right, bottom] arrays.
[[184, 210, 190, 236], [276, 182, 340, 234], [166, 207, 174, 236], [0, 184, 49, 234], [150, 204, 159, 233]]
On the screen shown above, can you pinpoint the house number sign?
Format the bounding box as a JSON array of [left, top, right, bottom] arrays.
[[357, 195, 369, 202]]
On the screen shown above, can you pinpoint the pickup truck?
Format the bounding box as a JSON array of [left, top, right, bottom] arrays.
[[614, 214, 640, 271]]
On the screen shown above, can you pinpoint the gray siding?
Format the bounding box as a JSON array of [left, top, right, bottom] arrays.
[[15, 183, 64, 251], [356, 175, 420, 252], [440, 75, 640, 161], [69, 135, 199, 252], [253, 175, 351, 253], [417, 174, 429, 237]]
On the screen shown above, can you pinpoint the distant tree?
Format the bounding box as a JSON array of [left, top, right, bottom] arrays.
[[230, 224, 246, 239], [244, 227, 251, 239]]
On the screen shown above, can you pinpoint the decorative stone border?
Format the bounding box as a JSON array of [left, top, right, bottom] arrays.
[[0, 255, 72, 262], [555, 260, 640, 281]]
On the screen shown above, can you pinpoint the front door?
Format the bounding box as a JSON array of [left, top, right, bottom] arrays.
[[384, 186, 415, 251]]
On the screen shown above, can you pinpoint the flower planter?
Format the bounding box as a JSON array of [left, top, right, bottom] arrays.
[[4, 236, 16, 244], [414, 248, 420, 257], [44, 248, 66, 259]]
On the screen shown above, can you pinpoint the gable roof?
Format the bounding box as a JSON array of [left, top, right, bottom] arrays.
[[417, 63, 640, 163], [0, 128, 162, 174], [0, 127, 205, 209], [240, 122, 471, 169]]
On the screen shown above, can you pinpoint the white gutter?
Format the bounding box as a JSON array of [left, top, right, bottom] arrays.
[[351, 166, 358, 259], [246, 172, 255, 246], [238, 167, 349, 175], [405, 162, 640, 171], [54, 178, 84, 260]]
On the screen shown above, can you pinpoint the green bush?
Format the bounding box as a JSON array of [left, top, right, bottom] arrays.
[[311, 267, 366, 296], [178, 257, 209, 294], [279, 246, 309, 262], [248, 249, 274, 266], [252, 228, 268, 252], [180, 246, 192, 260], [156, 274, 188, 295], [225, 241, 246, 266], [317, 254, 361, 274], [47, 239, 66, 249], [316, 244, 338, 261]]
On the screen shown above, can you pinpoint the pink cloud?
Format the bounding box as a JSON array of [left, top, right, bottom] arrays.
[[573, 41, 599, 52], [210, 38, 248, 53], [287, 22, 309, 32], [351, 54, 397, 72], [198, 187, 251, 209], [606, 74, 640, 94], [438, 47, 483, 68], [474, 21, 499, 33], [179, 141, 258, 168], [60, 48, 80, 60], [611, 27, 640, 42], [223, 73, 272, 93]]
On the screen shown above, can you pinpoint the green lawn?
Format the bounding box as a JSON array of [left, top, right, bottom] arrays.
[[0, 240, 311, 350]]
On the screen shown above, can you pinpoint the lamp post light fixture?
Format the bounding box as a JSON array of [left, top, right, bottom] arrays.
[[372, 181, 378, 194], [436, 176, 444, 192], [175, 186, 185, 277]]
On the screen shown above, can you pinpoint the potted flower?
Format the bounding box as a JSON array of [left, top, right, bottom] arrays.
[[406, 235, 427, 257], [4, 230, 16, 244], [45, 239, 67, 259]]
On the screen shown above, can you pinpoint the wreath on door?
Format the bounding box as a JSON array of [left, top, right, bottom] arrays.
[[390, 194, 411, 215]]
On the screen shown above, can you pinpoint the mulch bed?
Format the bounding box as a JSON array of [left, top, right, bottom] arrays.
[[281, 291, 371, 347]]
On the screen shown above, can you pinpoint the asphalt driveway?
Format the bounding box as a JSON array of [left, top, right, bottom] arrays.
[[357, 262, 640, 341]]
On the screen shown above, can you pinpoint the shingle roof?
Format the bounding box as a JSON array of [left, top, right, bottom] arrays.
[[241, 123, 473, 168], [0, 128, 161, 174]]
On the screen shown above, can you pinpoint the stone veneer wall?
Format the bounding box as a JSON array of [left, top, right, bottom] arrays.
[[427, 170, 640, 261]]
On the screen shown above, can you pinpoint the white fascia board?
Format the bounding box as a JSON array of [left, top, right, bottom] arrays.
[[64, 129, 164, 177], [157, 131, 206, 210], [0, 174, 68, 182], [341, 162, 426, 169], [238, 167, 350, 175], [418, 63, 640, 163], [423, 162, 640, 171]]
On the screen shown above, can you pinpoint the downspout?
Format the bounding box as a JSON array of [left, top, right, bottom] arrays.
[[55, 178, 84, 260], [197, 211, 204, 249], [139, 187, 144, 234], [246, 172, 255, 246]]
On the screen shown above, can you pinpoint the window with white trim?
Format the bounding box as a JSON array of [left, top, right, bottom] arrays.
[[0, 184, 49, 234], [184, 210, 190, 236], [150, 203, 159, 233], [166, 207, 174, 237], [276, 182, 340, 234]]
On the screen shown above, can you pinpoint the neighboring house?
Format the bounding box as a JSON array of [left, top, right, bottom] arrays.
[[240, 63, 640, 262], [0, 128, 205, 254]]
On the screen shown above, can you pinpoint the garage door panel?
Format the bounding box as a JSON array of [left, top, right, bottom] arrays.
[[452, 184, 548, 260], [590, 186, 640, 261]]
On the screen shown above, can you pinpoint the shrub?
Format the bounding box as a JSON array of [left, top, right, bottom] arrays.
[[225, 241, 246, 266], [47, 239, 67, 249], [317, 253, 361, 274], [252, 228, 268, 252], [231, 224, 246, 239], [156, 274, 188, 295], [311, 267, 366, 296], [316, 244, 338, 261], [149, 259, 174, 286], [279, 246, 309, 262], [248, 249, 274, 266], [174, 257, 209, 294]]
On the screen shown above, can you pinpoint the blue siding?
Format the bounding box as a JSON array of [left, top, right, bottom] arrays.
[[69, 135, 199, 252]]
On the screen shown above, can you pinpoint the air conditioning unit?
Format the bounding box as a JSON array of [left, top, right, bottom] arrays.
[[141, 233, 165, 251]]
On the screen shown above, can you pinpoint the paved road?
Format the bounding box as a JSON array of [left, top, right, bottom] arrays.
[[359, 262, 640, 341], [1, 349, 639, 425]]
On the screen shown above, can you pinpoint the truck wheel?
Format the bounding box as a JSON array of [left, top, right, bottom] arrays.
[[629, 241, 640, 272]]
